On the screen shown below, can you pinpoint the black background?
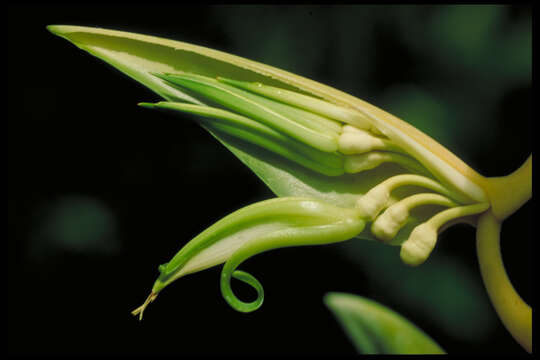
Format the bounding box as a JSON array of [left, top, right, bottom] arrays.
[[7, 3, 533, 357]]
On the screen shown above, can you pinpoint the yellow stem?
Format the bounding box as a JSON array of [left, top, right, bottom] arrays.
[[482, 155, 532, 222], [476, 211, 531, 353]]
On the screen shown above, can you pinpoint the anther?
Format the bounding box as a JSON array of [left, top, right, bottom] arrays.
[[400, 202, 490, 266], [355, 174, 458, 220], [338, 128, 403, 155], [400, 223, 437, 266], [371, 193, 457, 242], [344, 151, 428, 175]]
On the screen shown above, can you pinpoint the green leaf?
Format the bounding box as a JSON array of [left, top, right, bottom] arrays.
[[324, 292, 445, 354]]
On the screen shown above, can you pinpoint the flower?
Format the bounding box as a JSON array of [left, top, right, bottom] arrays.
[[130, 71, 491, 317], [48, 27, 531, 353]]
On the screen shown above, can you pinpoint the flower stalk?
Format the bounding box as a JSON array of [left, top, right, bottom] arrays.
[[476, 156, 532, 353]]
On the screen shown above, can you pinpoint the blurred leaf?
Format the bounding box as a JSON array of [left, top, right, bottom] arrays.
[[381, 85, 456, 151], [335, 238, 496, 341], [324, 292, 445, 354], [210, 6, 331, 76], [497, 20, 532, 85], [429, 5, 505, 72], [31, 195, 119, 258]]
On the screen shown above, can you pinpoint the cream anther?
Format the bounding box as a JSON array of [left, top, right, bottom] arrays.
[[399, 201, 489, 266], [371, 193, 457, 242], [400, 223, 437, 266], [338, 130, 389, 155], [344, 152, 387, 173], [355, 174, 459, 222], [344, 151, 428, 175], [342, 124, 366, 133], [371, 202, 409, 242], [355, 186, 390, 220]]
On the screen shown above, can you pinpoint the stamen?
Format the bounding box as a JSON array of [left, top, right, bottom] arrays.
[[343, 151, 428, 175], [371, 193, 457, 242], [217, 77, 373, 131], [338, 128, 404, 155], [355, 174, 460, 220], [156, 73, 338, 153], [400, 202, 490, 266]]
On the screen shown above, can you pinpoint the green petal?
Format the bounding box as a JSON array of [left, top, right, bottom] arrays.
[[157, 197, 362, 283], [149, 197, 365, 312], [140, 101, 344, 176], [217, 77, 371, 130], [156, 73, 339, 152]]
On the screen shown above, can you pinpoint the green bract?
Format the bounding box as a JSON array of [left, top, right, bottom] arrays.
[[48, 27, 531, 354]]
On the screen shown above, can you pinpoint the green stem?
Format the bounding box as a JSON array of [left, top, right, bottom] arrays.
[[475, 155, 532, 352], [476, 211, 531, 353]]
